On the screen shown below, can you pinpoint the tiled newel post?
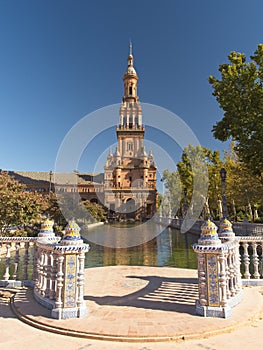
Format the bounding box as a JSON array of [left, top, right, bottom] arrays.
[[34, 218, 60, 297], [193, 219, 242, 318], [34, 218, 90, 319], [51, 219, 90, 319]]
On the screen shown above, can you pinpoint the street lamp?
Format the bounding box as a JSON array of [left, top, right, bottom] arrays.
[[220, 168, 228, 218]]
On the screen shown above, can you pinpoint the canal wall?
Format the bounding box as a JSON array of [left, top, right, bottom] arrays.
[[156, 216, 263, 236], [155, 216, 202, 234]]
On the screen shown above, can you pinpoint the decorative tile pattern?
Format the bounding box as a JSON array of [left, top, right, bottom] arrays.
[[64, 255, 77, 308], [206, 254, 220, 307]]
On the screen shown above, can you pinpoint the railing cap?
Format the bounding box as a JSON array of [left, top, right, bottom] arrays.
[[198, 219, 222, 246], [218, 218, 235, 239]]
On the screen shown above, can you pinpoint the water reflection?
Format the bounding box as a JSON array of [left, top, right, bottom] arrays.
[[82, 223, 199, 269]]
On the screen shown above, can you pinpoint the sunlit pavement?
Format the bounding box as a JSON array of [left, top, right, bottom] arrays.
[[1, 266, 263, 350]]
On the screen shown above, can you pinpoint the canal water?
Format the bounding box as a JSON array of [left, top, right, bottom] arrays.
[[82, 223, 199, 270], [0, 223, 199, 280]]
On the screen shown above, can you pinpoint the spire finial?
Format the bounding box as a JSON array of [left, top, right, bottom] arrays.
[[129, 39, 133, 56]]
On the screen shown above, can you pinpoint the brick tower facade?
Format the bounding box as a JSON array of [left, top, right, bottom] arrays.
[[104, 43, 157, 220]]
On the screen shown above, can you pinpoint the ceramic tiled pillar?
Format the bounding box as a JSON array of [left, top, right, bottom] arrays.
[[51, 219, 90, 319], [34, 218, 90, 319], [193, 219, 232, 318], [193, 219, 242, 318]]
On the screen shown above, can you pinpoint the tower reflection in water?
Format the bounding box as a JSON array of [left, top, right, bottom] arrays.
[[82, 223, 198, 269]]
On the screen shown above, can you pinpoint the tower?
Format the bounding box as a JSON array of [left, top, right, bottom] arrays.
[[104, 43, 157, 220]]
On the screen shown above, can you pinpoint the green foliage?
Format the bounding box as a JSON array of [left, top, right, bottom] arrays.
[[0, 171, 46, 236], [82, 200, 107, 222], [222, 145, 263, 221], [162, 144, 263, 221], [177, 145, 220, 196], [209, 44, 263, 179], [162, 145, 211, 217], [43, 193, 107, 226], [162, 169, 181, 215], [43, 193, 69, 227]]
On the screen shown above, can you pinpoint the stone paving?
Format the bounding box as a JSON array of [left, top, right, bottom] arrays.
[[7, 266, 263, 343]]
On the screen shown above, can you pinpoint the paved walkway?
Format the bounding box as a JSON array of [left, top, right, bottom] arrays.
[[1, 266, 263, 349]]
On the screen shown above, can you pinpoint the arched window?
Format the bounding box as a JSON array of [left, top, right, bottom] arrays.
[[129, 86, 132, 95]]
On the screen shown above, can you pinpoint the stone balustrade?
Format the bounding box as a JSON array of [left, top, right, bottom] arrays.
[[0, 218, 90, 319], [0, 237, 37, 287], [238, 237, 263, 283]]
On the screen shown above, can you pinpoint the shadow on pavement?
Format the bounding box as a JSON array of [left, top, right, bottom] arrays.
[[85, 276, 199, 315]]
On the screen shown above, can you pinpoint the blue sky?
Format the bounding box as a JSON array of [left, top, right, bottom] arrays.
[[1, 0, 263, 173]]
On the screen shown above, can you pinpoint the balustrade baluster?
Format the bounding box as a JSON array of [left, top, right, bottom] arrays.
[[77, 252, 85, 309], [198, 254, 207, 305], [252, 242, 260, 279], [234, 242, 242, 294], [13, 242, 20, 280], [259, 242, 263, 278], [55, 255, 64, 310], [38, 250, 45, 294], [242, 242, 251, 279], [3, 243, 11, 281], [32, 244, 38, 283], [23, 242, 29, 280], [34, 247, 40, 292], [229, 248, 236, 297], [45, 251, 52, 298], [41, 252, 48, 296], [50, 253, 57, 300], [225, 254, 231, 299], [219, 254, 228, 307]]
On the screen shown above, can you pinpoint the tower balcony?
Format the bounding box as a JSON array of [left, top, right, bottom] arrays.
[[116, 124, 145, 132]]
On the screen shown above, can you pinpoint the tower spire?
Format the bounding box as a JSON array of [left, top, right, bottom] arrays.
[[122, 41, 138, 103], [129, 39, 133, 56]]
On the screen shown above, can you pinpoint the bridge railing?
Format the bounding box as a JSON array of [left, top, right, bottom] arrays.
[[238, 237, 263, 281], [0, 237, 37, 287], [0, 218, 90, 320], [1, 217, 262, 320]]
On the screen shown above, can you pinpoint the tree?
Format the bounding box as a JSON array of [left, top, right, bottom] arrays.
[[42, 192, 67, 228], [161, 170, 181, 216], [44, 193, 108, 227], [209, 44, 263, 179], [163, 144, 263, 222], [222, 145, 263, 221], [0, 171, 46, 236], [162, 145, 213, 219]]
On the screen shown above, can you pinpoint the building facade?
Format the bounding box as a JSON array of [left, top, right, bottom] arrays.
[[8, 45, 157, 220]]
